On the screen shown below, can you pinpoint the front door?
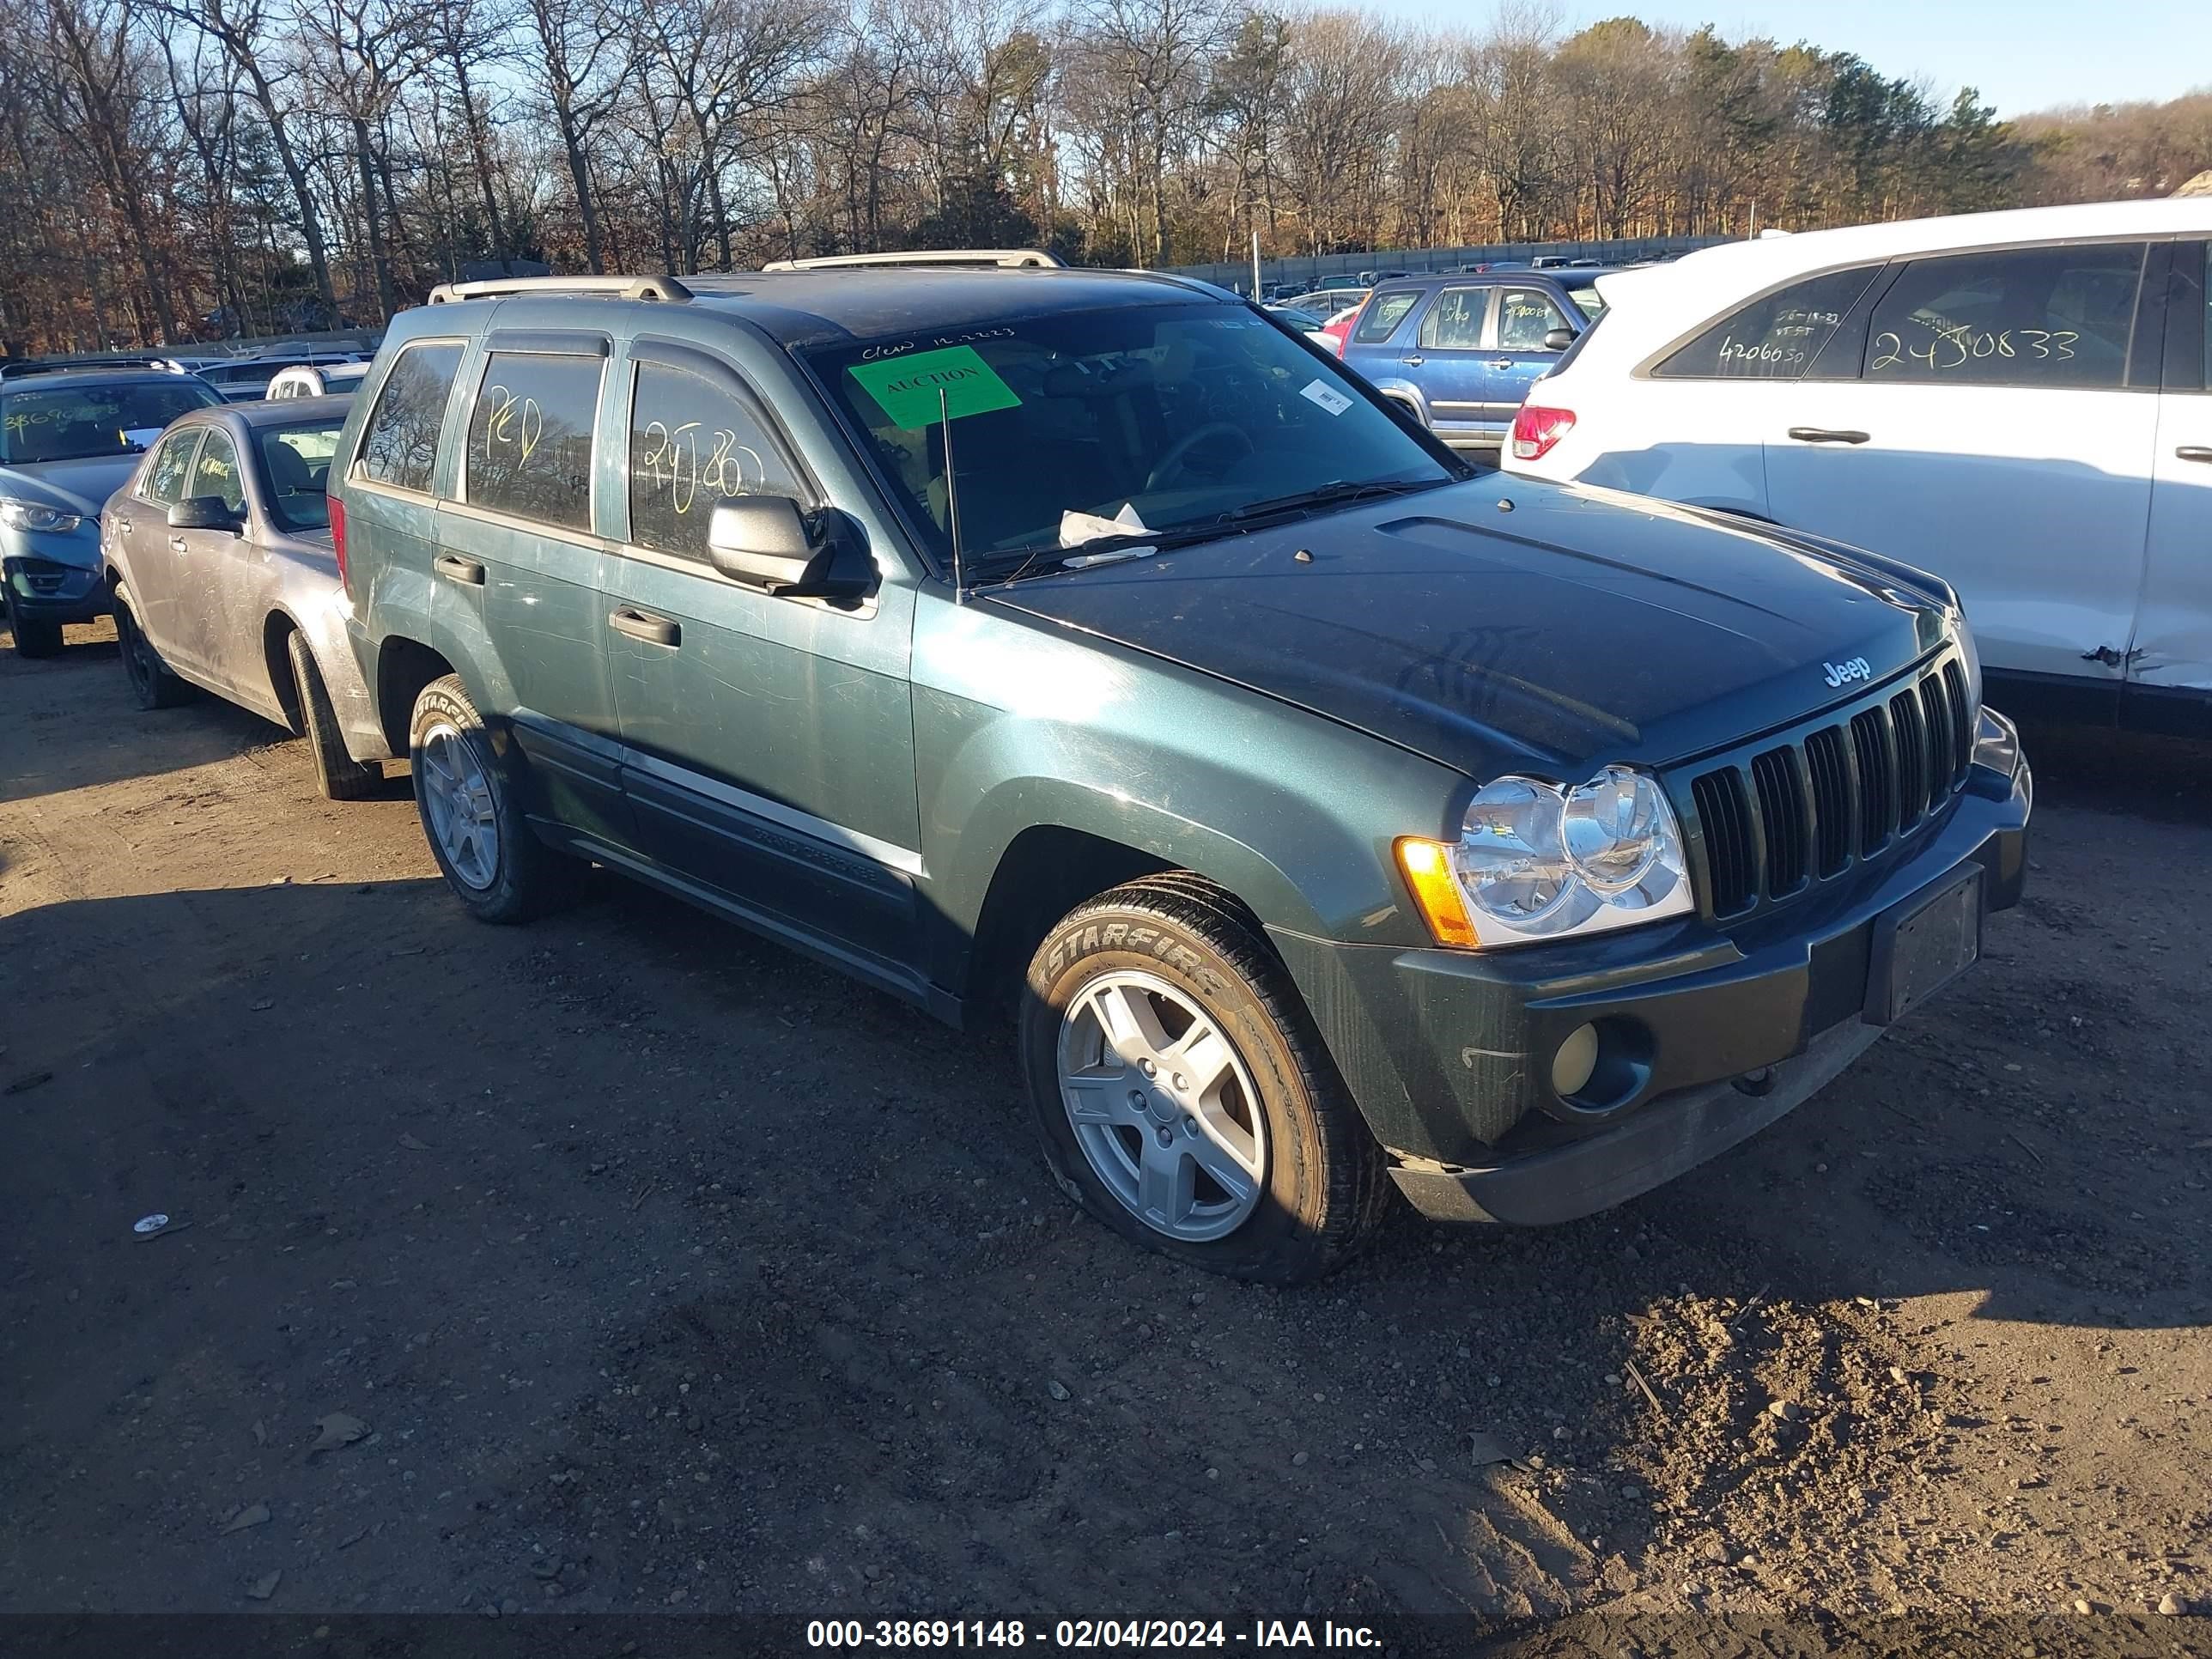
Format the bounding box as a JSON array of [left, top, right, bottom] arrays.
[[170, 424, 253, 682], [600, 342, 921, 972], [119, 427, 203, 659], [1490, 284, 1579, 416], [2128, 238, 2212, 732], [1764, 239, 2160, 701], [1405, 283, 1493, 439]]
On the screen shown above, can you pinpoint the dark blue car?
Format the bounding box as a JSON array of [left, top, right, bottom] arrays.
[[1340, 270, 1613, 448]]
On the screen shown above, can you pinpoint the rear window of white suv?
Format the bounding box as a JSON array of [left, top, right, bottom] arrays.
[[1652, 265, 1883, 380], [1864, 242, 2146, 390]]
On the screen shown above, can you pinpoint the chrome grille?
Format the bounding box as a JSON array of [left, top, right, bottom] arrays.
[[1684, 653, 1978, 920]]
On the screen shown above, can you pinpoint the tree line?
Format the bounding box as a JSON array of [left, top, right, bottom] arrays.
[[1, 0, 2207, 354]]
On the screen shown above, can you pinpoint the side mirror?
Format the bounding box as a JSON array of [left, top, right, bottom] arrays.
[[706, 496, 871, 601], [1542, 326, 1577, 353], [169, 495, 241, 532]]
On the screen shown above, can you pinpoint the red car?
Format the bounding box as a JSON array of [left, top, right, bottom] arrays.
[[1318, 302, 1363, 357]]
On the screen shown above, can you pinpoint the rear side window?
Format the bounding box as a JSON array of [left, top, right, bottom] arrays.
[[1865, 242, 2147, 390], [188, 428, 246, 514], [143, 430, 201, 505], [465, 351, 604, 532], [628, 361, 805, 560], [1654, 265, 1883, 380], [356, 342, 464, 493], [1498, 288, 1572, 350], [1353, 290, 1421, 344], [1419, 288, 1489, 349]]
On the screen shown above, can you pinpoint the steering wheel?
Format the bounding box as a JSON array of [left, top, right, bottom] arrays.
[[1146, 422, 1255, 491]]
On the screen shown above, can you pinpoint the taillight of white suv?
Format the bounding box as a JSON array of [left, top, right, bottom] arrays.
[[1510, 404, 1575, 461]]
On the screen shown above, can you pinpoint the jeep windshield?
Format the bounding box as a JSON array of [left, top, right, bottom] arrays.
[[0, 379, 220, 465], [806, 301, 1464, 575]]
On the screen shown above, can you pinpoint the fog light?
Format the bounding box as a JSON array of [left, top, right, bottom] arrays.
[[1551, 1024, 1599, 1097]]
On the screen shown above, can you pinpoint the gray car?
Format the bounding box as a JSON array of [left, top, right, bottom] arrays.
[[100, 397, 394, 798]]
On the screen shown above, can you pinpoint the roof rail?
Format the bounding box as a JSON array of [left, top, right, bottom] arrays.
[[0, 354, 192, 380], [759, 249, 1066, 272], [426, 275, 695, 305]]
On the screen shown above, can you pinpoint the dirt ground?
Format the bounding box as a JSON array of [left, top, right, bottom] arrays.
[[1, 616, 2207, 1637]]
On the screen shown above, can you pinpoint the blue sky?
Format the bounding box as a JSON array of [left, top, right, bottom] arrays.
[[1372, 0, 2212, 116]]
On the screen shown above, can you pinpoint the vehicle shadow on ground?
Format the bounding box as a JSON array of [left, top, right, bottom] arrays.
[[0, 635, 319, 805], [3, 732, 2204, 1614]]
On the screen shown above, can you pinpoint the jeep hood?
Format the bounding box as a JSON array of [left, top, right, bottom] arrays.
[[982, 477, 1956, 781], [0, 454, 139, 520]]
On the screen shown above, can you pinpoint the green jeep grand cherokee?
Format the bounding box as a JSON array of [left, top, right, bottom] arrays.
[[330, 258, 2032, 1284]]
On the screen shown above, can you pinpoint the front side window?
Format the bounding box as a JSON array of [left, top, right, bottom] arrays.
[[143, 430, 202, 505], [187, 428, 246, 514], [1420, 288, 1489, 349], [356, 341, 464, 494], [1654, 265, 1884, 380], [1352, 290, 1421, 344], [257, 421, 344, 532], [1865, 242, 2147, 390], [464, 351, 603, 532], [628, 361, 804, 559], [809, 301, 1459, 571], [1498, 288, 1572, 350], [0, 378, 219, 465]]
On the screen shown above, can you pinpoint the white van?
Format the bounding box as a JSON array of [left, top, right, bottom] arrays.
[[1502, 200, 2212, 733]]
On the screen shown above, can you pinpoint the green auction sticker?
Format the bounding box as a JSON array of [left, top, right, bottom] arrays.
[[848, 345, 1021, 430]]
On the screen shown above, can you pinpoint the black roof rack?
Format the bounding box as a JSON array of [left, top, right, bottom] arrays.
[[0, 355, 193, 381]]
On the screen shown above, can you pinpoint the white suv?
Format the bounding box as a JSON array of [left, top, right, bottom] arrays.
[[1502, 200, 2212, 734]]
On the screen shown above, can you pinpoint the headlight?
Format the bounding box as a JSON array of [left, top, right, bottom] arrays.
[[0, 498, 85, 535], [1972, 707, 2021, 777], [1398, 765, 1695, 948]]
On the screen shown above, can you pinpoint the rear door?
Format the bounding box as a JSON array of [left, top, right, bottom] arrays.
[[1489, 284, 1580, 416], [1402, 283, 1493, 438], [2128, 238, 2212, 732], [446, 331, 630, 846], [1763, 239, 2160, 701], [600, 339, 922, 971]]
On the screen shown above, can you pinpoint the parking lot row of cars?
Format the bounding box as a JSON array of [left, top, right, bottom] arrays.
[[1, 240, 2044, 1287]]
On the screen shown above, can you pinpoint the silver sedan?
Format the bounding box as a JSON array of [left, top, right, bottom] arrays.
[[99, 397, 395, 798]]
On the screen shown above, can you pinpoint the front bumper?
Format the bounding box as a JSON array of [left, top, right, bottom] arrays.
[[1271, 752, 2031, 1224], [3, 555, 107, 624]]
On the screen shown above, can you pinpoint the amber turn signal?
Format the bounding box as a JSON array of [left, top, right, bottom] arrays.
[[1395, 837, 1480, 949]]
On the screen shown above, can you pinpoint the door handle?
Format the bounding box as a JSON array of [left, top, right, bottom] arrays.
[[610, 607, 680, 647], [1398, 354, 1425, 367], [2178, 447, 2212, 464], [434, 554, 486, 586], [168, 536, 188, 553], [117, 517, 132, 533], [1787, 426, 1871, 444], [1487, 358, 1514, 370]]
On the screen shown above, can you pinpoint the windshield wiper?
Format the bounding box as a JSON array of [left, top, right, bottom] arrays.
[[1212, 476, 1445, 528], [969, 477, 1451, 589]]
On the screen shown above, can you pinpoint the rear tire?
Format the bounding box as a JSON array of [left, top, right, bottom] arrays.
[[287, 629, 381, 800], [1020, 874, 1393, 1285], [409, 673, 582, 924], [6, 589, 63, 659], [114, 591, 191, 708]]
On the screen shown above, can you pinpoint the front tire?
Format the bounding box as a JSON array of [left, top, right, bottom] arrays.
[[409, 673, 581, 923], [114, 591, 191, 708], [1020, 874, 1393, 1284], [6, 588, 63, 659], [287, 629, 381, 800]]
